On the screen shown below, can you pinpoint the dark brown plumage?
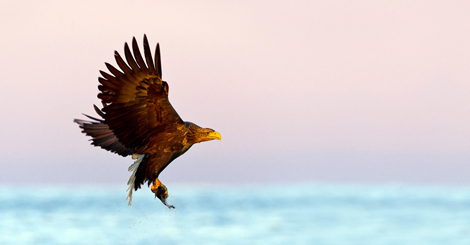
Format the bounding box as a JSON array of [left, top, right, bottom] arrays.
[[74, 35, 221, 208]]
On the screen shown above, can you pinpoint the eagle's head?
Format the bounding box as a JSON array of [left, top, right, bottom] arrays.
[[197, 128, 222, 142], [186, 122, 222, 144]]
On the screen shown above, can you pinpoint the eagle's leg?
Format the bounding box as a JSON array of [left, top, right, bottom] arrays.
[[151, 178, 175, 209]]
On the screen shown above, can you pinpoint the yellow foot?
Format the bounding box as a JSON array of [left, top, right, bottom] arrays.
[[151, 178, 175, 209]]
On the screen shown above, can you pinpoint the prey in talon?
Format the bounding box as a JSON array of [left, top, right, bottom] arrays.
[[74, 35, 221, 208], [151, 180, 175, 209]]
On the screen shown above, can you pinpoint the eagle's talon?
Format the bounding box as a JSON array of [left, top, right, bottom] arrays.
[[151, 180, 175, 208]]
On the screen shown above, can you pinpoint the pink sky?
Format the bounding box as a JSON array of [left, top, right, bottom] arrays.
[[1, 1, 469, 185]]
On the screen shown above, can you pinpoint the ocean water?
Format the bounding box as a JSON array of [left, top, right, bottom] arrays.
[[2, 183, 470, 245]]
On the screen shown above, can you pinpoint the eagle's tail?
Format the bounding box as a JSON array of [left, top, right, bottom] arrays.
[[126, 153, 148, 205], [74, 105, 134, 157]]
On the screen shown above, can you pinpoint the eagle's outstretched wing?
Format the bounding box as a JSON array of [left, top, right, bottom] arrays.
[[74, 106, 134, 156], [97, 35, 184, 151]]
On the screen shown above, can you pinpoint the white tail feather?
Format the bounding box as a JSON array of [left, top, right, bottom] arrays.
[[126, 154, 145, 205]]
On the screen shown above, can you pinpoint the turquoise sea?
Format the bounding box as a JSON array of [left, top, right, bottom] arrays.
[[2, 183, 470, 244]]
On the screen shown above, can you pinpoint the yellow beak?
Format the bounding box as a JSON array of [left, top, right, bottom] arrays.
[[207, 131, 222, 140]]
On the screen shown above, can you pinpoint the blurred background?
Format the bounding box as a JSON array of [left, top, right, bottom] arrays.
[[1, 0, 470, 244], [1, 0, 470, 185]]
